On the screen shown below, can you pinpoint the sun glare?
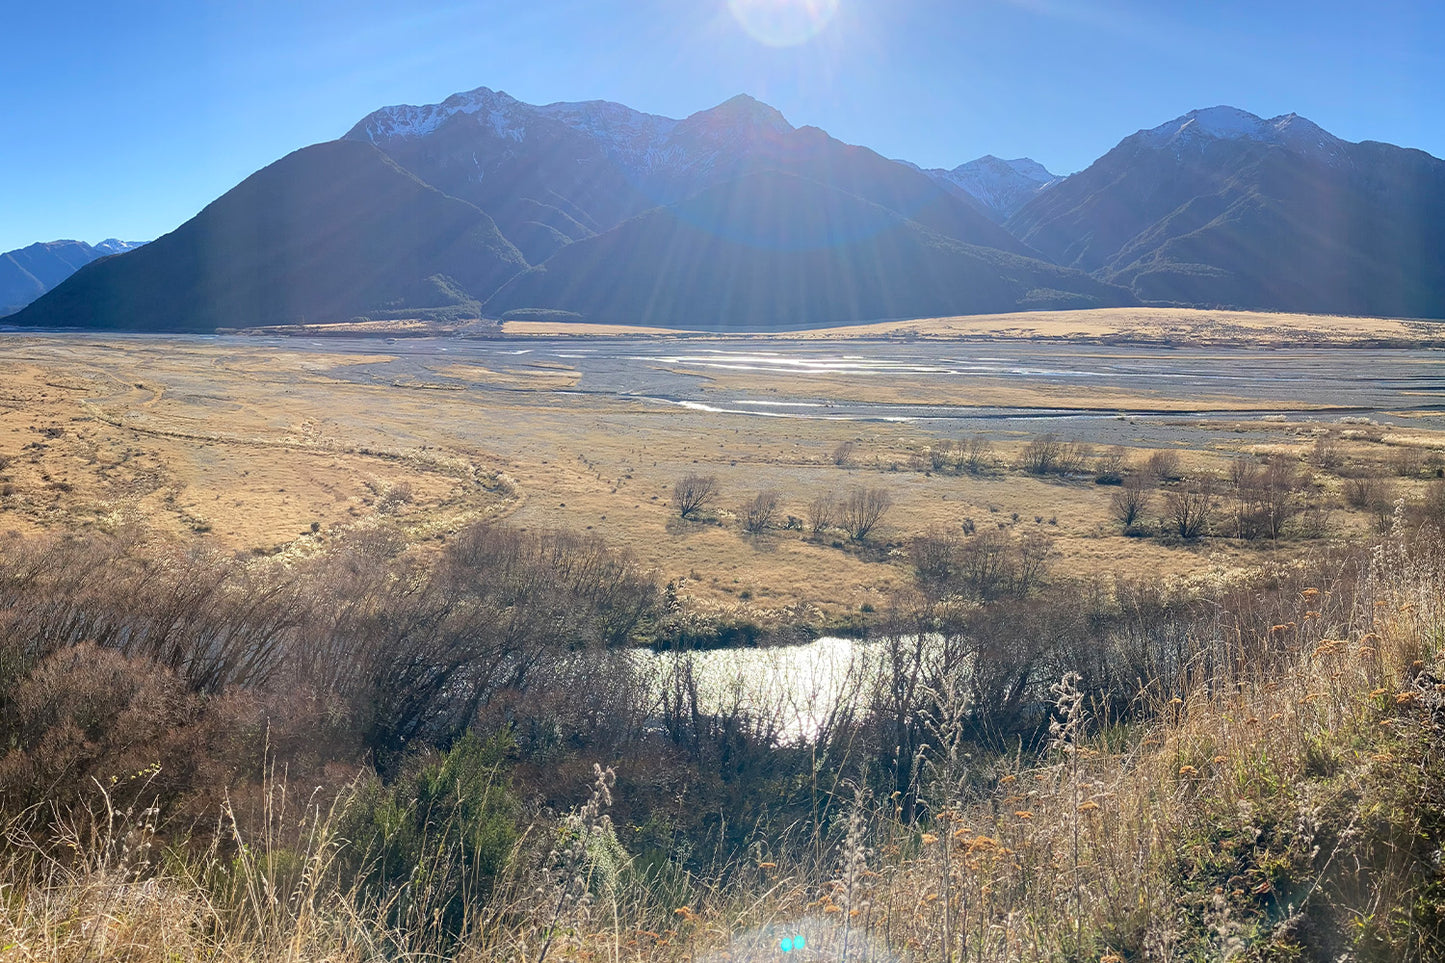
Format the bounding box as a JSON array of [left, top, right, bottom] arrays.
[[727, 0, 840, 47]]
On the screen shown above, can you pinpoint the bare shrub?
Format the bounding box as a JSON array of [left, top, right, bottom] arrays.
[[909, 529, 959, 596], [1015, 531, 1054, 594], [808, 491, 837, 536], [672, 474, 718, 519], [741, 489, 780, 534], [832, 440, 857, 467], [1344, 474, 1387, 509], [1020, 434, 1090, 476], [1019, 434, 1064, 475], [1231, 457, 1301, 539], [1111, 474, 1153, 531], [840, 486, 893, 541], [961, 435, 993, 474], [1391, 445, 1423, 477], [376, 481, 414, 514], [1094, 445, 1127, 485], [1145, 449, 1182, 482], [1164, 477, 1217, 538], [1312, 431, 1342, 470], [928, 440, 958, 472], [1345, 475, 1397, 532]]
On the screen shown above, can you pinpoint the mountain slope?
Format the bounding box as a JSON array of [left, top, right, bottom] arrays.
[[0, 239, 145, 316], [9, 141, 526, 332], [344, 87, 1030, 262], [485, 170, 1133, 330], [1008, 106, 1445, 318]]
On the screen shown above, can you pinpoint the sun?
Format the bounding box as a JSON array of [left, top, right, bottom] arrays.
[[727, 0, 840, 47]]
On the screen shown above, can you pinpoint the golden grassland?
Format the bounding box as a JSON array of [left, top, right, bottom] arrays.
[[497, 307, 1445, 347], [2, 312, 1445, 960], [0, 328, 1438, 619]]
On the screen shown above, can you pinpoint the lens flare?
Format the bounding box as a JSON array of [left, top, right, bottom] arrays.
[[728, 0, 840, 47]]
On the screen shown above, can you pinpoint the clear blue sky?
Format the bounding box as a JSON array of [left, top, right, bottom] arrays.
[[4, 0, 1441, 252]]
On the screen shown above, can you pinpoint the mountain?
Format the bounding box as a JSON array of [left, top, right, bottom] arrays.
[[8, 140, 525, 332], [344, 87, 1030, 263], [1007, 106, 1445, 318], [485, 170, 1133, 329], [0, 239, 145, 316], [93, 239, 145, 257], [919, 156, 1060, 221], [18, 92, 1445, 333]]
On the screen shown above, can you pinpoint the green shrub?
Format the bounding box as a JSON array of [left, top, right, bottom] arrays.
[[342, 730, 521, 943]]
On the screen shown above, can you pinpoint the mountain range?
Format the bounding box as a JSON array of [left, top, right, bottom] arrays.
[[0, 239, 144, 317], [7, 91, 1443, 331]]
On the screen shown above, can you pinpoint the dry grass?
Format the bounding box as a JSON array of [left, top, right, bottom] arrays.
[[493, 308, 1443, 348], [1, 335, 1440, 620], [1, 525, 1441, 961], [769, 306, 1445, 347]]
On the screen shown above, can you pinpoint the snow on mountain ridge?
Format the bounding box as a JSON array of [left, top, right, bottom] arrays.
[[1138, 106, 1348, 165], [93, 239, 146, 256], [921, 154, 1061, 219], [350, 88, 801, 176]]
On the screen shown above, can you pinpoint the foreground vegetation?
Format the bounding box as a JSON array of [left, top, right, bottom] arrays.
[[0, 492, 1442, 960]]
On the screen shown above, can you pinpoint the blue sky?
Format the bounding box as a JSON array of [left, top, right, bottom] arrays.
[[3, 0, 1441, 252]]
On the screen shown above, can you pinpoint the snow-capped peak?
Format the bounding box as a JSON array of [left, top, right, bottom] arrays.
[[1138, 106, 1347, 164], [93, 238, 145, 256], [345, 87, 801, 179], [922, 155, 1061, 219], [348, 85, 530, 143]]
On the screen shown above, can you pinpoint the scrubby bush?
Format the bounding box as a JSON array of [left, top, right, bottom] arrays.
[[1165, 476, 1217, 538], [808, 491, 837, 536], [740, 489, 779, 533], [1110, 473, 1153, 532], [340, 731, 520, 942], [672, 473, 717, 519], [840, 486, 893, 541]]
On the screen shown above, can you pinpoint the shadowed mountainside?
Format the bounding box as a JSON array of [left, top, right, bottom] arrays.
[[344, 88, 1026, 264], [8, 141, 526, 332], [486, 170, 1133, 329], [0, 239, 144, 316], [1009, 107, 1445, 318]]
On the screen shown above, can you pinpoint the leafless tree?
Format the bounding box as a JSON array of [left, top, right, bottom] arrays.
[[1165, 477, 1217, 538], [1111, 474, 1153, 531], [672, 474, 718, 520], [957, 529, 1012, 598], [1019, 434, 1065, 475], [741, 489, 780, 533], [1015, 532, 1054, 593], [961, 436, 993, 474], [1020, 434, 1090, 476], [1230, 458, 1300, 539], [1391, 445, 1423, 477], [832, 440, 858, 467], [840, 486, 893, 541], [910, 529, 959, 596], [808, 491, 838, 536]]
